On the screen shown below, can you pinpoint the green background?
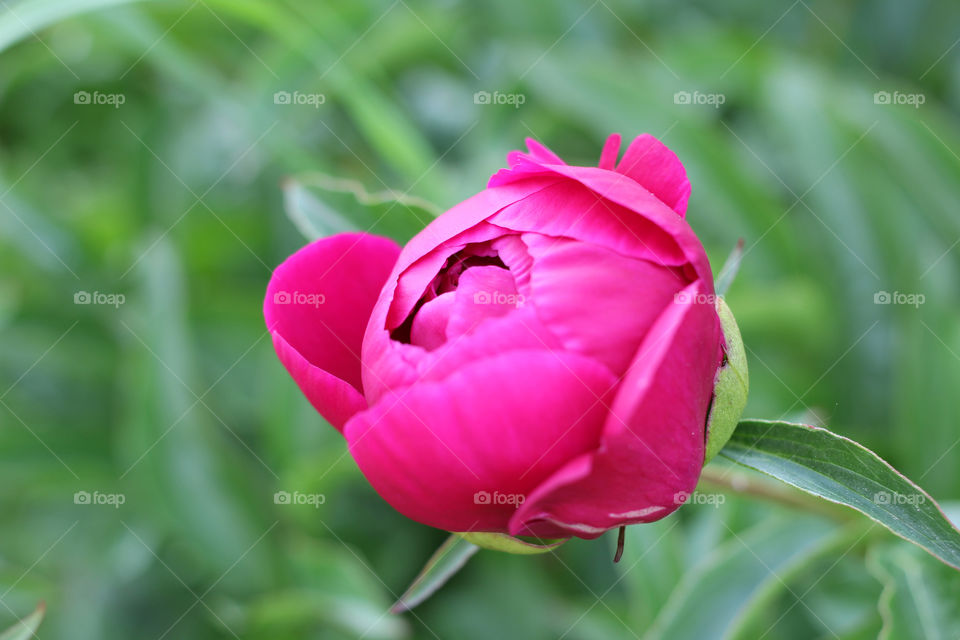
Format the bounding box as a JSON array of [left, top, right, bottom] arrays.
[[1, 1, 959, 638]]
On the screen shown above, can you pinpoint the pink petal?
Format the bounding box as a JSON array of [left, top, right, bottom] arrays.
[[388, 222, 510, 330], [598, 133, 621, 170], [264, 232, 401, 430], [390, 179, 562, 289], [364, 185, 557, 404], [616, 134, 691, 217], [491, 234, 534, 297], [489, 181, 688, 269], [509, 137, 566, 166], [419, 305, 562, 383], [366, 304, 565, 414], [363, 137, 713, 405], [445, 266, 521, 340], [510, 281, 722, 538], [344, 350, 617, 533], [410, 292, 455, 351], [488, 143, 712, 286], [524, 235, 687, 374], [365, 223, 521, 402], [270, 332, 368, 430]]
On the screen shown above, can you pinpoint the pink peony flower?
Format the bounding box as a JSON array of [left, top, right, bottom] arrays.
[[264, 134, 728, 540]]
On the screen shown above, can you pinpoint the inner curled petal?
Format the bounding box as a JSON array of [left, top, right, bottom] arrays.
[[394, 239, 528, 351]]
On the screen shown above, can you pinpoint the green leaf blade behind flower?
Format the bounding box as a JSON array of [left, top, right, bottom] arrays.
[[282, 173, 440, 244], [714, 238, 744, 298], [391, 533, 564, 615], [644, 511, 843, 640], [867, 542, 960, 640], [0, 603, 44, 640], [390, 534, 479, 614], [720, 420, 960, 571], [0, 0, 147, 54]]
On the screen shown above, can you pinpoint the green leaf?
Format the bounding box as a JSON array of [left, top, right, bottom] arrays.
[[616, 516, 688, 630], [720, 420, 960, 570], [236, 537, 409, 640], [0, 603, 44, 640], [0, 0, 146, 54], [245, 590, 407, 640], [282, 173, 440, 244], [118, 238, 270, 584], [867, 543, 960, 640], [714, 238, 744, 297], [390, 534, 479, 614], [645, 512, 843, 639]]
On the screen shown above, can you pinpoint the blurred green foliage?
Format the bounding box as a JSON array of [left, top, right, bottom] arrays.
[[1, 0, 959, 638]]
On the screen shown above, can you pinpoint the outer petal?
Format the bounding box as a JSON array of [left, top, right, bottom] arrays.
[[264, 232, 401, 430], [505, 137, 566, 168], [489, 145, 711, 286], [270, 333, 367, 430], [489, 181, 687, 269], [598, 133, 621, 170], [391, 179, 562, 285], [510, 281, 723, 538], [524, 235, 687, 374], [344, 351, 617, 533], [415, 304, 564, 384], [616, 134, 691, 217]]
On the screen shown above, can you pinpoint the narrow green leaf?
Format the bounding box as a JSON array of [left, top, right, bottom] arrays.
[[245, 590, 408, 640], [645, 512, 842, 639], [616, 516, 687, 630], [119, 238, 270, 583], [0, 0, 146, 54], [867, 543, 960, 640], [714, 238, 744, 297], [720, 420, 960, 570], [0, 603, 44, 640], [282, 173, 439, 244], [390, 534, 479, 614]]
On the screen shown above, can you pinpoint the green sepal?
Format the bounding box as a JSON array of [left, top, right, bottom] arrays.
[[454, 532, 566, 554], [704, 297, 749, 463]]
